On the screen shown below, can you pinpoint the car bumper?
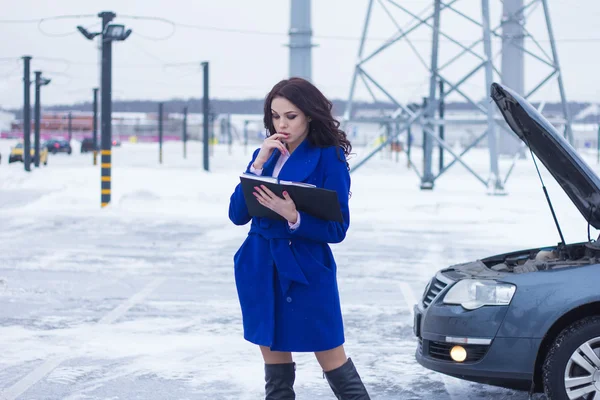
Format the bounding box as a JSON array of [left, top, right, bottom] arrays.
[[414, 304, 540, 391]]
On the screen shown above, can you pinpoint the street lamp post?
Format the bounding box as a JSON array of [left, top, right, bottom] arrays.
[[202, 61, 209, 172], [158, 102, 163, 164], [22, 56, 32, 172], [68, 112, 72, 142], [34, 71, 51, 167], [77, 12, 132, 208], [183, 106, 188, 159], [93, 87, 99, 165]]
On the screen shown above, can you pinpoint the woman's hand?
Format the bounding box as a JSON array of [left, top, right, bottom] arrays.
[[253, 134, 289, 169], [253, 185, 298, 223]]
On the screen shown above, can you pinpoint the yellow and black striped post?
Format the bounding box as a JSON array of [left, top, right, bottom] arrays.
[[76, 11, 131, 207], [99, 12, 115, 208], [101, 150, 111, 207]]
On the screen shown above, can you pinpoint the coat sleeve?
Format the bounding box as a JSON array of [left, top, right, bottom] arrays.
[[287, 148, 350, 243], [228, 148, 261, 226]]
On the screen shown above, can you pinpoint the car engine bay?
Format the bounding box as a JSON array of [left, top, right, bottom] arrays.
[[484, 242, 600, 273]]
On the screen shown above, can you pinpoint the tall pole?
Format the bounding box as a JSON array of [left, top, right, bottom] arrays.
[[395, 121, 400, 162], [421, 96, 431, 189], [22, 56, 32, 172], [289, 0, 314, 81], [499, 0, 525, 155], [243, 120, 249, 154], [158, 102, 163, 164], [482, 0, 503, 192], [227, 113, 233, 155], [438, 79, 445, 172], [93, 87, 99, 165], [420, 0, 441, 190], [407, 125, 412, 168], [100, 11, 116, 208], [183, 106, 188, 159], [68, 112, 72, 142], [202, 61, 209, 172], [34, 71, 42, 168]]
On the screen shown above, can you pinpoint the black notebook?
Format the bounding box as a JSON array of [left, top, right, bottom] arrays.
[[239, 173, 344, 223]]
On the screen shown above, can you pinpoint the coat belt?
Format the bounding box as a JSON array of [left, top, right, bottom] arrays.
[[249, 221, 310, 294], [268, 238, 309, 295]]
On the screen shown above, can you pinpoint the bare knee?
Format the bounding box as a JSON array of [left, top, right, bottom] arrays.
[[314, 345, 348, 372], [260, 345, 293, 364]]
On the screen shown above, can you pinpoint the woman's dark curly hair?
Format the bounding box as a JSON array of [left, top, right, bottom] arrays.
[[263, 77, 352, 169]]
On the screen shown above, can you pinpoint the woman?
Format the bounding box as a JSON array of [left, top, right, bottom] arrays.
[[229, 77, 370, 400]]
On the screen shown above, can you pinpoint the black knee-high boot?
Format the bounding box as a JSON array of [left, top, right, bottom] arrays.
[[265, 362, 296, 400], [324, 358, 370, 400]]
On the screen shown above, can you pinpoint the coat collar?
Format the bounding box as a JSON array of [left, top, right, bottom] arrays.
[[261, 148, 281, 177], [277, 139, 321, 183]]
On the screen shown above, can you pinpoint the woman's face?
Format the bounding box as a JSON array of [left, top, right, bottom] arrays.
[[271, 96, 309, 151]]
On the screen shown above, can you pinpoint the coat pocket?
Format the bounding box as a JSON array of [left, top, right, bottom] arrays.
[[233, 240, 246, 268], [233, 234, 254, 269], [292, 242, 334, 281]]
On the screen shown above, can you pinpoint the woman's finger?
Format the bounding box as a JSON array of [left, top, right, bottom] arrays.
[[269, 133, 289, 141], [259, 185, 278, 199], [265, 140, 284, 150], [274, 142, 288, 155], [254, 195, 273, 210], [254, 193, 266, 204], [254, 186, 273, 201], [254, 191, 269, 204], [253, 187, 267, 200], [266, 141, 288, 155]]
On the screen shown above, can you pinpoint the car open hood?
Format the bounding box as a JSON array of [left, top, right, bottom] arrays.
[[491, 82, 600, 229]]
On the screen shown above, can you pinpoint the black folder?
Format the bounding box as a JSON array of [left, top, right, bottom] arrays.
[[239, 173, 344, 223]]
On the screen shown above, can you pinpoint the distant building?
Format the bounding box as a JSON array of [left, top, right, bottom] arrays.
[[0, 110, 266, 144], [2, 102, 599, 150]]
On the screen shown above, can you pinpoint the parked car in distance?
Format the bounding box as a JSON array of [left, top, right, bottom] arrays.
[[414, 82, 600, 400], [8, 143, 48, 165], [80, 138, 99, 153], [44, 139, 72, 155]]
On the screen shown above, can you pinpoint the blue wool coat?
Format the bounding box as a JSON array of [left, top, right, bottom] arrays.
[[228, 139, 351, 352]]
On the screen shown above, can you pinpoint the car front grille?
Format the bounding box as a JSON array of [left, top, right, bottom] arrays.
[[422, 273, 452, 309], [425, 340, 489, 363]]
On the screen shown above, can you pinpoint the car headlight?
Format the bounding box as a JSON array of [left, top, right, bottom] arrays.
[[443, 279, 516, 310]]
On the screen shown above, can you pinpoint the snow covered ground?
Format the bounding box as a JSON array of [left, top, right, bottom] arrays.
[[0, 138, 596, 399]]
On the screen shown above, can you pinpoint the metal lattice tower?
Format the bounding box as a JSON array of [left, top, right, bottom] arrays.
[[343, 0, 573, 193]]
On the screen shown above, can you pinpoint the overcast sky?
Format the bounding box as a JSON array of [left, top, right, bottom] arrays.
[[1, 0, 599, 109]]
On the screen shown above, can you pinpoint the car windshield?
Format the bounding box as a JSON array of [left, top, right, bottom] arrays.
[[16, 143, 23, 148]]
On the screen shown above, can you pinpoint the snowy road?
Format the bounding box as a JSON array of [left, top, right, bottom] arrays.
[[1, 140, 593, 399]]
